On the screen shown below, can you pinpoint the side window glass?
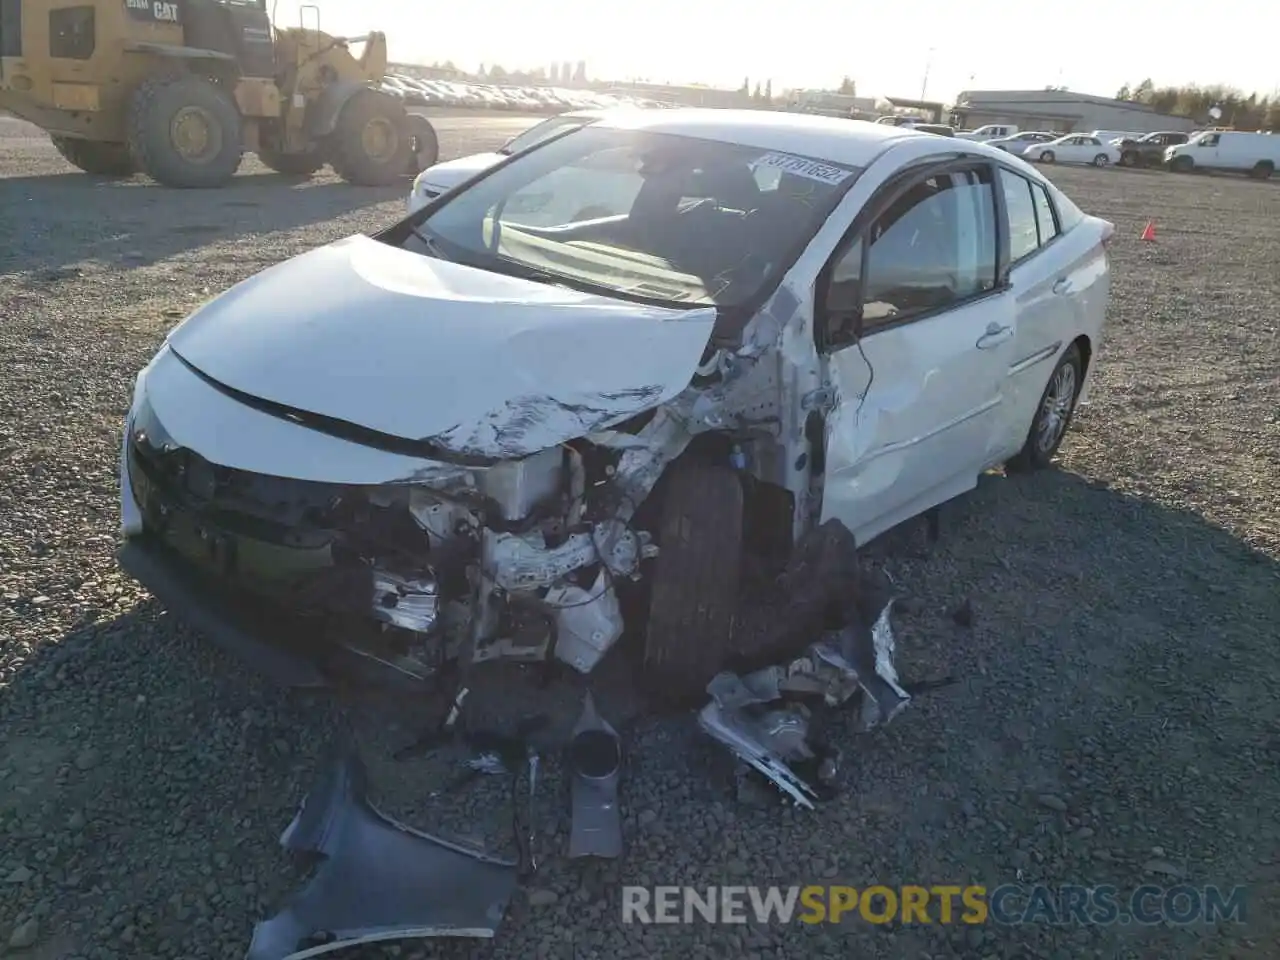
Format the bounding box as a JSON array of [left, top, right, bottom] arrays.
[[1029, 181, 1060, 245], [860, 169, 997, 324], [999, 169, 1039, 262]]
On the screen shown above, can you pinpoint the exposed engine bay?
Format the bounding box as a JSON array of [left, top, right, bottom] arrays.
[[124, 356, 796, 686]]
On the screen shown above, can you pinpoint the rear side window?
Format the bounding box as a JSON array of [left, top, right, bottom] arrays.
[[1030, 181, 1060, 245], [999, 169, 1039, 262]]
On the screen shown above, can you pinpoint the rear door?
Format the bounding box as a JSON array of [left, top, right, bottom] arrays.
[[1063, 136, 1090, 162], [815, 160, 1017, 546]]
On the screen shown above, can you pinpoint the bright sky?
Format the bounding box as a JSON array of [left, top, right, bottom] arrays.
[[272, 0, 1277, 102]]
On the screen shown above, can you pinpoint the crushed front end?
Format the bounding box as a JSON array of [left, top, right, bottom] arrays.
[[116, 349, 710, 688]]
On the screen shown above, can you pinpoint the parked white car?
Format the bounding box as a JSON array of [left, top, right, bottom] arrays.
[[956, 123, 1020, 142], [985, 131, 1059, 153], [118, 110, 1113, 702], [407, 110, 609, 214], [1023, 134, 1121, 167], [1165, 130, 1280, 179]]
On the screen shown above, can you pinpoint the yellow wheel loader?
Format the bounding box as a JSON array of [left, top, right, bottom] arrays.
[[0, 0, 439, 187]]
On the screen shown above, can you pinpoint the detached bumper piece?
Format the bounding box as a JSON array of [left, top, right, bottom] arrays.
[[567, 692, 624, 860], [247, 752, 518, 960], [697, 597, 912, 811]]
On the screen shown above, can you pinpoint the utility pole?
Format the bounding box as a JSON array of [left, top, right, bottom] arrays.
[[920, 47, 935, 101]]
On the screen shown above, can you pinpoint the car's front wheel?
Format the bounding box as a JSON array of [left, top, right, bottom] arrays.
[[1006, 343, 1083, 472], [641, 455, 744, 704], [1039, 150, 1055, 163]]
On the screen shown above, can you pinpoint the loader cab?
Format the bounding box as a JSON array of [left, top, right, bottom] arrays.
[[173, 0, 275, 78]]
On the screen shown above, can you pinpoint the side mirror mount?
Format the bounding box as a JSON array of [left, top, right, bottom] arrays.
[[816, 282, 863, 351]]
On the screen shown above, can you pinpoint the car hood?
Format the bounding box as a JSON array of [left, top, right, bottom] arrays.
[[417, 152, 506, 192], [165, 234, 718, 461]]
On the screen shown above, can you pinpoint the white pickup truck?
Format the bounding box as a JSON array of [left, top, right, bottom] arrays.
[[956, 123, 1019, 142]]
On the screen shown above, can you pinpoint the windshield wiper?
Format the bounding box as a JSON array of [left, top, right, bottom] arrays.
[[486, 258, 589, 291]]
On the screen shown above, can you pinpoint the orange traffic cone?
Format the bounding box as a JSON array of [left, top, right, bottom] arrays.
[[1140, 221, 1156, 242]]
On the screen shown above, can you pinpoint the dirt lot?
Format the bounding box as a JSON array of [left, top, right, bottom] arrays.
[[1, 115, 1278, 960]]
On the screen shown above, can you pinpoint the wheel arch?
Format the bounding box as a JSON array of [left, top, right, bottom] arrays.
[[306, 81, 389, 138]]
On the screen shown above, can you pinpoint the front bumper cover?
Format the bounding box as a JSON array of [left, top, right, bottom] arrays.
[[117, 535, 330, 689]]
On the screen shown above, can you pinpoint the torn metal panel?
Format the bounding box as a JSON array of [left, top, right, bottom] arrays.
[[568, 692, 624, 859], [425, 389, 668, 462], [698, 697, 822, 810], [697, 569, 911, 809], [546, 571, 624, 674], [369, 569, 439, 633], [599, 407, 695, 521], [246, 753, 517, 960]]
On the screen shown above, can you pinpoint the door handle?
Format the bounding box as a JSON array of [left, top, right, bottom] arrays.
[[976, 322, 1012, 350], [1052, 277, 1073, 295]]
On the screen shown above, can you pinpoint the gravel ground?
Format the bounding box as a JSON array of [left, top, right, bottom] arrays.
[[2, 116, 1279, 960]]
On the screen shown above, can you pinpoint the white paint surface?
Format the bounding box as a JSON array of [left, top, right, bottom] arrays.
[[166, 235, 717, 457]]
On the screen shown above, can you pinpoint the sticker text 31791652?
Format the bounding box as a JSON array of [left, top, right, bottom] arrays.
[[751, 152, 854, 186]]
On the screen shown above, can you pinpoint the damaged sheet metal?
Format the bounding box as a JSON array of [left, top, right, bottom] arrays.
[[247, 752, 517, 960], [697, 519, 912, 809], [567, 692, 624, 859]]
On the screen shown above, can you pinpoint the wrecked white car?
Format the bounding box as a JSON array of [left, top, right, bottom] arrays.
[[118, 109, 1113, 700]]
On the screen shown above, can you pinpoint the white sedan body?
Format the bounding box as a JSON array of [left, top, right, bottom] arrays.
[[1023, 134, 1121, 167], [119, 110, 1112, 681]]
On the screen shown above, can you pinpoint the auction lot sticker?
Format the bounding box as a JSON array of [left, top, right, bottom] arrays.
[[752, 152, 854, 185]]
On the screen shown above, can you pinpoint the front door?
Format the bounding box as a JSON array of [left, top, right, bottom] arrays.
[[815, 161, 1016, 546]]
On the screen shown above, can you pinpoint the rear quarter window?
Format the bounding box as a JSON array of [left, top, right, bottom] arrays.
[[1044, 181, 1084, 233]]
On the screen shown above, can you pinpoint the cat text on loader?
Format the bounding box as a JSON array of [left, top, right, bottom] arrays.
[[0, 0, 440, 187]]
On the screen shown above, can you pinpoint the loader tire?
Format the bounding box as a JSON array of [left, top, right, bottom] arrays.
[[257, 149, 325, 177], [329, 91, 412, 186], [50, 136, 135, 176], [405, 114, 439, 175], [127, 74, 243, 188], [642, 456, 744, 704]]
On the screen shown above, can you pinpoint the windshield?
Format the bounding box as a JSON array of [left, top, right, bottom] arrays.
[[499, 115, 593, 155], [415, 125, 862, 309]]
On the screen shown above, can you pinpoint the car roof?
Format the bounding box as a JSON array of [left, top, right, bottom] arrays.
[[591, 108, 922, 167]]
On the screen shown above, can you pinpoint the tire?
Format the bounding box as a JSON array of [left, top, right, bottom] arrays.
[[1039, 150, 1055, 163], [405, 114, 439, 176], [328, 90, 413, 186], [642, 456, 744, 704], [257, 149, 325, 177], [1092, 153, 1110, 167], [1249, 161, 1274, 181], [1120, 150, 1139, 167], [127, 74, 243, 188], [1006, 343, 1083, 473], [50, 136, 135, 176], [1170, 155, 1194, 173]]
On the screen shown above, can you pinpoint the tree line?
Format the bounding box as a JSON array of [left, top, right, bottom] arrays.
[[1115, 80, 1280, 131]]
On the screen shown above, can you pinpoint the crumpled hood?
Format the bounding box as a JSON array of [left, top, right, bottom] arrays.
[[166, 235, 717, 460]]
